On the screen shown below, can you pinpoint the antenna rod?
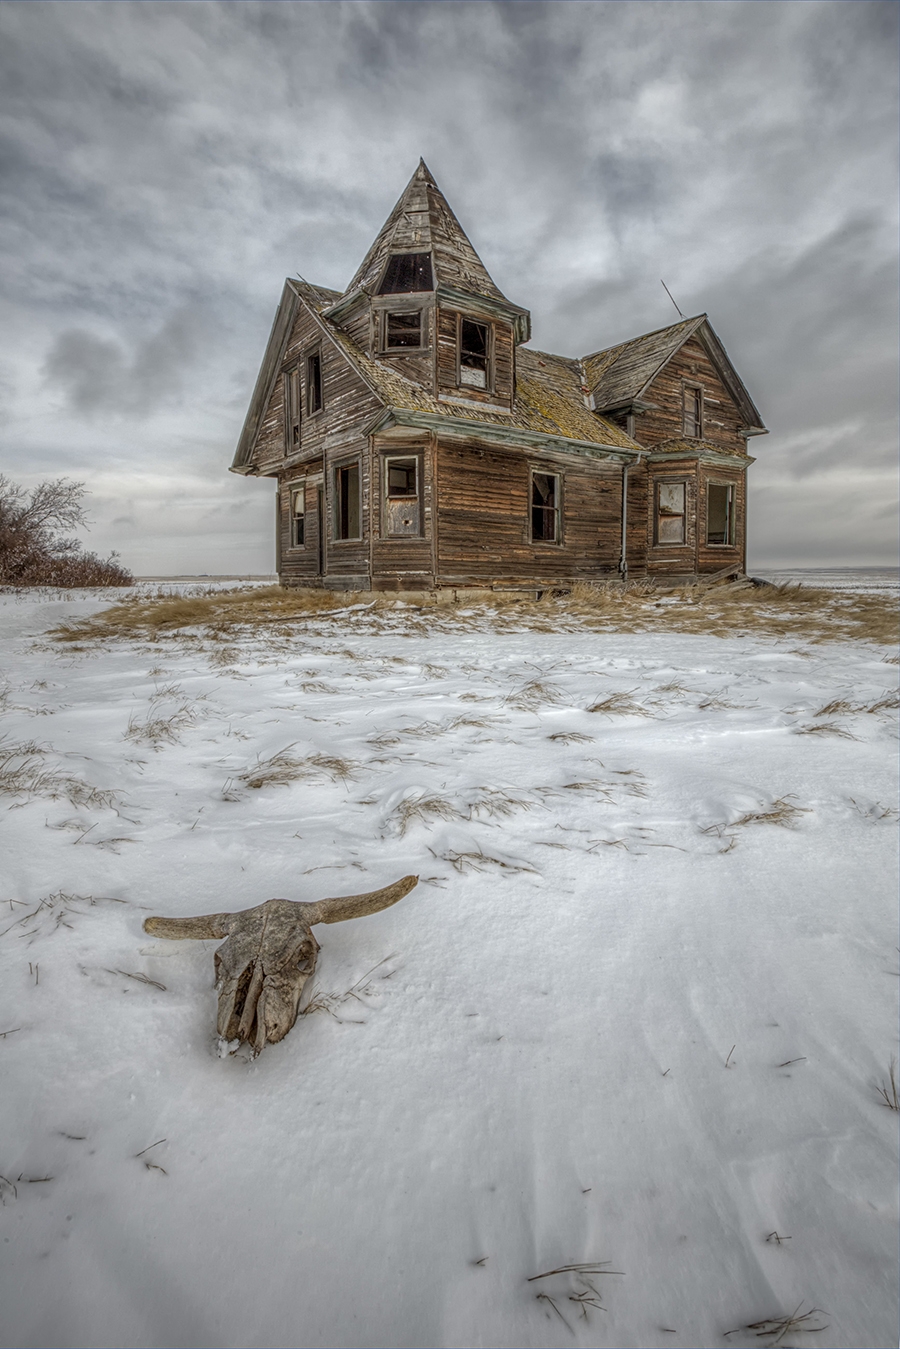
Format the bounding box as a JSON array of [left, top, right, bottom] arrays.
[[661, 279, 685, 319]]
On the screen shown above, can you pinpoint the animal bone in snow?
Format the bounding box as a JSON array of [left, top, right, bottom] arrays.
[[143, 875, 417, 1056]]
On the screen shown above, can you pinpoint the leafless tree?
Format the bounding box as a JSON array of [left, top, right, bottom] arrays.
[[0, 475, 133, 587]]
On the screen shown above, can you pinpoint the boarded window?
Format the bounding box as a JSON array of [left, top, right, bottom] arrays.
[[460, 318, 489, 388], [385, 312, 422, 349], [531, 471, 560, 542], [707, 483, 734, 545], [384, 456, 420, 536], [335, 463, 361, 540], [378, 253, 434, 294], [657, 481, 686, 544], [306, 351, 323, 414], [290, 485, 305, 547], [683, 385, 702, 437], [284, 366, 301, 451]]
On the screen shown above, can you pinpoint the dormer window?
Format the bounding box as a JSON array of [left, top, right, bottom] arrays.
[[459, 317, 489, 389], [384, 311, 422, 349], [378, 253, 433, 294]]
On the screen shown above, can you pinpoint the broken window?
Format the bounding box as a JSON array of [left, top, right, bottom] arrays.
[[683, 384, 702, 437], [656, 481, 686, 544], [378, 253, 434, 294], [707, 482, 734, 545], [384, 312, 422, 349], [531, 471, 560, 542], [334, 462, 361, 541], [284, 365, 301, 452], [384, 456, 420, 536], [290, 485, 305, 547], [459, 318, 489, 389], [306, 351, 323, 414]]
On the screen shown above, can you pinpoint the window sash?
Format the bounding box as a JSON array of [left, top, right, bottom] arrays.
[[385, 312, 422, 349], [334, 463, 361, 540], [306, 352, 323, 414], [290, 485, 305, 547], [656, 480, 687, 545], [683, 385, 702, 437], [531, 472, 560, 542], [706, 483, 734, 545]]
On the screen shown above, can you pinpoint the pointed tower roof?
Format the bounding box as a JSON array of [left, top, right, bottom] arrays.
[[335, 160, 531, 342]]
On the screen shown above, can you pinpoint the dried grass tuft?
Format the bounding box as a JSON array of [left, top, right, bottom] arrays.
[[0, 739, 115, 809], [224, 746, 357, 797], [587, 691, 652, 717], [725, 1301, 829, 1343]]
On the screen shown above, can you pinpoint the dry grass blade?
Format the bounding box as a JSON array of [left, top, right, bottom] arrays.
[[876, 1057, 899, 1110], [0, 891, 125, 941], [528, 1262, 624, 1281], [0, 740, 116, 809], [107, 968, 166, 991], [731, 796, 811, 829], [534, 1292, 573, 1334], [547, 731, 594, 743], [586, 690, 652, 717], [795, 722, 858, 740], [393, 792, 465, 835], [505, 679, 563, 711], [429, 846, 539, 875], [302, 954, 398, 1023], [227, 746, 357, 795], [726, 1301, 829, 1343]]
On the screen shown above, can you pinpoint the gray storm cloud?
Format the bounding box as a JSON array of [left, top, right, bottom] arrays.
[[0, 0, 896, 572]]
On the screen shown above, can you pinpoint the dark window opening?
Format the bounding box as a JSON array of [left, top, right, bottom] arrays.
[[683, 385, 702, 437], [531, 471, 560, 542], [284, 366, 301, 451], [306, 351, 323, 414], [378, 253, 434, 294], [290, 485, 305, 547], [385, 311, 422, 349], [707, 483, 734, 545], [335, 463, 361, 540], [657, 481, 686, 544], [460, 318, 489, 389], [384, 456, 420, 536]]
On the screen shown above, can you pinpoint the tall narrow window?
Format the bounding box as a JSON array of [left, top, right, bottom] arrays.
[[384, 456, 420, 536], [531, 471, 560, 542], [378, 253, 434, 294], [460, 318, 489, 389], [335, 462, 361, 540], [656, 481, 686, 544], [284, 366, 301, 452], [683, 385, 702, 437], [306, 351, 323, 414], [707, 483, 734, 545], [384, 311, 422, 349], [290, 485, 305, 547]]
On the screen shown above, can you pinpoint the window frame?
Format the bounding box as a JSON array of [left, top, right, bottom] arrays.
[[382, 453, 423, 538], [706, 480, 735, 547], [332, 457, 362, 543], [654, 477, 689, 547], [529, 468, 562, 545], [682, 381, 703, 438], [457, 315, 493, 392], [379, 307, 428, 355], [287, 481, 306, 549], [283, 364, 301, 454], [306, 349, 324, 417]]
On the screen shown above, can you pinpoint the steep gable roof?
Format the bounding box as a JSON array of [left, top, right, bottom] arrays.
[[339, 160, 530, 340], [583, 315, 766, 432]]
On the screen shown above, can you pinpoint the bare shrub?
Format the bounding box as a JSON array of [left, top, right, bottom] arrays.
[[0, 475, 133, 587]]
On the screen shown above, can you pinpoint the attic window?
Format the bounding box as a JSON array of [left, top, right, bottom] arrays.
[[683, 384, 702, 437], [656, 481, 686, 545], [385, 311, 422, 349], [459, 318, 489, 389], [284, 365, 301, 452], [378, 253, 434, 294], [306, 351, 323, 414]]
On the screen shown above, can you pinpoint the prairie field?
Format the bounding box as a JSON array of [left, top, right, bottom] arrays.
[[0, 576, 897, 1349]]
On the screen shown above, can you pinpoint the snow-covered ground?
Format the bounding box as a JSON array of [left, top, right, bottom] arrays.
[[0, 581, 897, 1349]]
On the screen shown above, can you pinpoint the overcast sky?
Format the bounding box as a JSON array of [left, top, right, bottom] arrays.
[[1, 0, 897, 574]]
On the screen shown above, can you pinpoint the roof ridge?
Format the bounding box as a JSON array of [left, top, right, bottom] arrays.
[[582, 313, 705, 363]]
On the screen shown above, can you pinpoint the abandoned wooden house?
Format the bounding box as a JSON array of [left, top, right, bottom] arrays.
[[231, 160, 767, 592]]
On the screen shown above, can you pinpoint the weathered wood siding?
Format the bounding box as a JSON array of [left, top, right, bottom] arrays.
[[635, 337, 749, 452], [433, 439, 623, 585]]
